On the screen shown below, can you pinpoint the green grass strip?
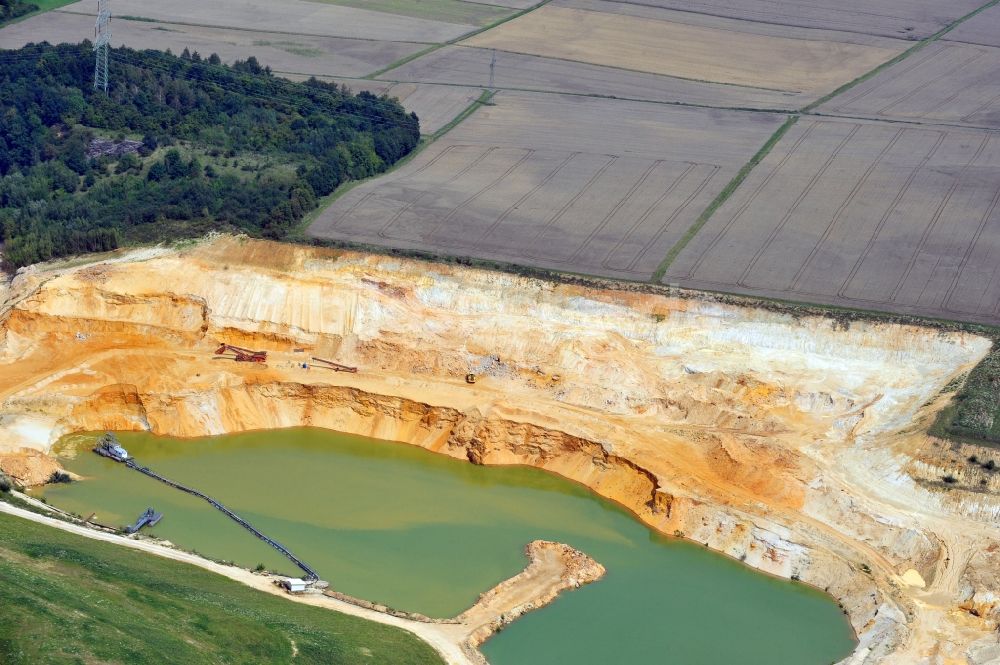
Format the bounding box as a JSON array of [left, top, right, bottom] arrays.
[[0, 0, 76, 28], [306, 0, 513, 27], [117, 14, 163, 23], [365, 44, 444, 80], [802, 0, 1000, 112], [431, 88, 494, 139], [55, 10, 409, 43], [0, 510, 442, 665], [365, 0, 552, 79], [444, 0, 551, 45], [28, 0, 76, 10], [651, 115, 799, 283]]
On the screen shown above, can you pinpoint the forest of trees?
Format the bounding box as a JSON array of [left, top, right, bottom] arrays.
[[0, 42, 420, 268], [0, 0, 40, 25]]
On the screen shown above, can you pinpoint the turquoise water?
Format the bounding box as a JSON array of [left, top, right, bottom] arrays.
[[40, 428, 856, 665]]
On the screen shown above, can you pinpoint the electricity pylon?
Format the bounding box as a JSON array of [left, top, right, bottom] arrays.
[[93, 0, 111, 93]]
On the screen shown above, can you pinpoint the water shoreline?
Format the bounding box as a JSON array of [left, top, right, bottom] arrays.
[[38, 428, 856, 665]]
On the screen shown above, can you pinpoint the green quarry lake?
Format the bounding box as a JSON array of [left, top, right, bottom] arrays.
[[39, 428, 856, 665]]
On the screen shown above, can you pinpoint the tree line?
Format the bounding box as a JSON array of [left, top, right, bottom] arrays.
[[0, 42, 420, 268], [0, 0, 39, 25]]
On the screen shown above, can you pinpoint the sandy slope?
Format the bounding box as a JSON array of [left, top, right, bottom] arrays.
[[1, 236, 998, 664]]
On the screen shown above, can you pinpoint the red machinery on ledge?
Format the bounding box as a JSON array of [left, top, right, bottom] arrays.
[[312, 356, 358, 373], [215, 343, 267, 363]]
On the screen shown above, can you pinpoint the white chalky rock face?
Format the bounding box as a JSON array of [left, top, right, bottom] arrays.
[[0, 236, 996, 665]]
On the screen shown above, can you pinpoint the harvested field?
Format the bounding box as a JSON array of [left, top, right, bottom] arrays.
[[586, 0, 984, 40], [377, 83, 485, 134], [816, 42, 1000, 130], [0, 11, 426, 78], [309, 92, 784, 279], [56, 0, 473, 42], [663, 117, 1000, 325], [381, 45, 801, 110], [461, 4, 904, 98], [305, 0, 514, 26], [348, 82, 485, 134], [947, 2, 1000, 47], [562, 0, 917, 44]]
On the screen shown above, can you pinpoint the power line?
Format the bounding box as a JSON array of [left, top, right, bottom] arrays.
[[0, 45, 417, 127], [111, 51, 416, 130], [0, 44, 420, 131], [112, 46, 412, 116], [93, 0, 111, 93], [112, 53, 391, 126]]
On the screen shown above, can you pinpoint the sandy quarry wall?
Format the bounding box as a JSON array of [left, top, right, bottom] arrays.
[[1, 236, 997, 665]]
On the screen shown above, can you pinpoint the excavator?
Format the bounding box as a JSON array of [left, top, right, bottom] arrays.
[[215, 343, 267, 363]]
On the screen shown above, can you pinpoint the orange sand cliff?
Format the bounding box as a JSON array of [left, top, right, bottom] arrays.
[[1, 236, 998, 665]]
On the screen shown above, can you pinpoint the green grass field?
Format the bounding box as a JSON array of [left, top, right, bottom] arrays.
[[0, 0, 76, 27], [306, 0, 512, 26], [0, 511, 443, 665], [30, 0, 76, 10]]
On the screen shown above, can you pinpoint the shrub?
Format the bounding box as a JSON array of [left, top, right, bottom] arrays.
[[0, 1, 39, 24], [940, 345, 1000, 444], [47, 471, 72, 484], [942, 474, 958, 484]]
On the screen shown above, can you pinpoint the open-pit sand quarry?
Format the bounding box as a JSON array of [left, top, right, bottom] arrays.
[[1, 235, 1000, 664], [33, 427, 856, 664]]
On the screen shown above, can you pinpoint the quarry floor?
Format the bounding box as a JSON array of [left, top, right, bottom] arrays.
[[1, 236, 1000, 665]]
